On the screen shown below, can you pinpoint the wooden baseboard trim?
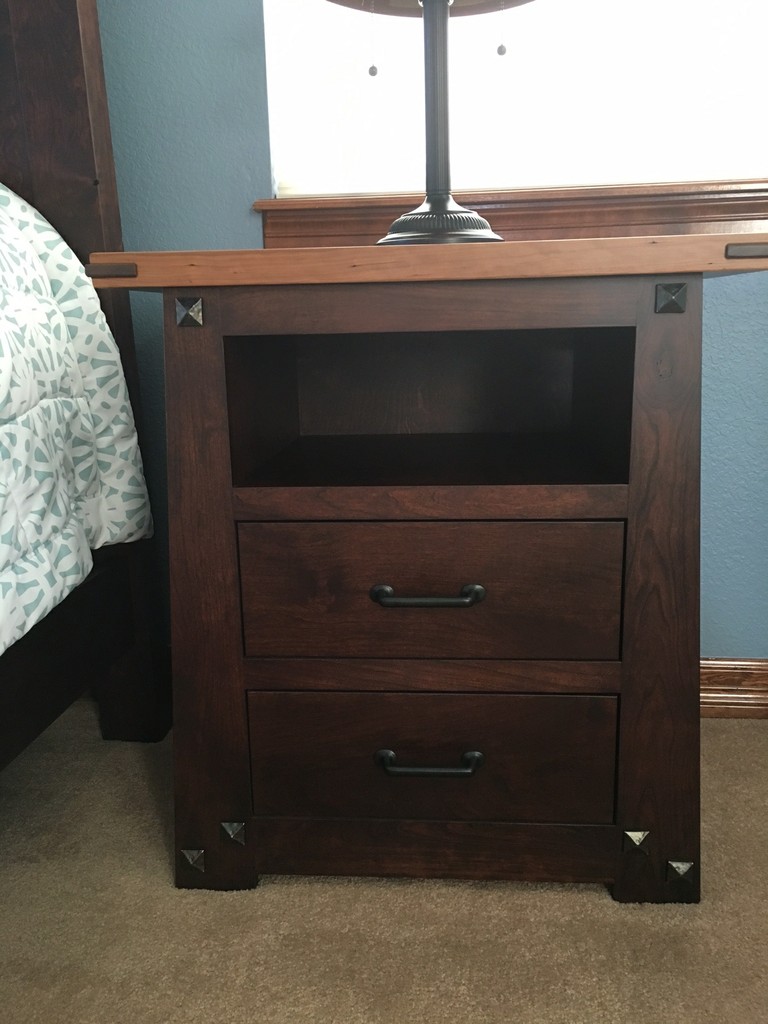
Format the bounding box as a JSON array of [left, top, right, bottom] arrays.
[[700, 659, 768, 718]]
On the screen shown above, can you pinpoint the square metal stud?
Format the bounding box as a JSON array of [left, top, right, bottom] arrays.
[[655, 283, 687, 314], [175, 297, 204, 326], [181, 848, 206, 872], [666, 860, 695, 882], [623, 830, 651, 853], [221, 821, 246, 846]]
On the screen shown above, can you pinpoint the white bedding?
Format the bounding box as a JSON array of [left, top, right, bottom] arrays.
[[0, 183, 151, 656]]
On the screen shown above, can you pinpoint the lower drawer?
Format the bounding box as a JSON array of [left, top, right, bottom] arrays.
[[247, 692, 618, 825]]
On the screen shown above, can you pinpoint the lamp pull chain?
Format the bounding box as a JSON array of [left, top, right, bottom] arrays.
[[368, 0, 378, 75], [497, 0, 507, 55]]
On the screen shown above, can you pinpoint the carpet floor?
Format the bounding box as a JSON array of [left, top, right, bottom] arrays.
[[0, 702, 766, 1024]]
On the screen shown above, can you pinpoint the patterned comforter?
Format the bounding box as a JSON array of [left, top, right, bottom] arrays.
[[0, 184, 151, 656]]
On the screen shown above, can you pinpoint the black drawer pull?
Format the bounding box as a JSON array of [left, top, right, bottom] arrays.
[[375, 749, 485, 777], [369, 583, 486, 608]]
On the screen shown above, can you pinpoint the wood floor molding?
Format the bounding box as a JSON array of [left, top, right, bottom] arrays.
[[700, 659, 768, 718]]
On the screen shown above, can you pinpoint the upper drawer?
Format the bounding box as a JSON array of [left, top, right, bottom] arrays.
[[239, 521, 624, 659]]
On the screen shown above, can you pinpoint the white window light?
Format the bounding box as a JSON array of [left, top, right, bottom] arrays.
[[263, 0, 767, 198]]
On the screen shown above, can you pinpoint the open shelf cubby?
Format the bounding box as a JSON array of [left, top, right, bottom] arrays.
[[224, 327, 636, 490]]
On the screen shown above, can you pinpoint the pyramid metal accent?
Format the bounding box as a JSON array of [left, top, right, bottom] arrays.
[[221, 822, 246, 846], [623, 830, 651, 853], [667, 860, 695, 881], [655, 283, 687, 314], [175, 297, 204, 326], [181, 848, 206, 872]]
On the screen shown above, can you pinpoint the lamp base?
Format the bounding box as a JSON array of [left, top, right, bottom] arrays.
[[377, 193, 502, 245]]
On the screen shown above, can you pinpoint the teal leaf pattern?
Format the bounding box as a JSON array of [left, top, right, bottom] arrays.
[[0, 183, 152, 654]]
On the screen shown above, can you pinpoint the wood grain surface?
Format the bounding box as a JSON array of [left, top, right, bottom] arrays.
[[87, 232, 768, 289]]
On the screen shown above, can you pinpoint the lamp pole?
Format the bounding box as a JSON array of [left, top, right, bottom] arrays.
[[424, 0, 451, 201], [325, 0, 536, 242], [378, 0, 503, 244]]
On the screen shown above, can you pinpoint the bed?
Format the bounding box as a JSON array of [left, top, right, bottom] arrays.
[[0, 0, 170, 770]]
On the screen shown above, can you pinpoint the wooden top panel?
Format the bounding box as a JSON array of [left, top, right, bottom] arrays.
[[86, 233, 768, 289]]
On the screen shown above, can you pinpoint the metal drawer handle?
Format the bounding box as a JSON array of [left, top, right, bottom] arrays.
[[369, 583, 486, 608], [375, 749, 485, 777]]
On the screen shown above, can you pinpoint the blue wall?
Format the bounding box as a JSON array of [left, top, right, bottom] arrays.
[[702, 272, 768, 656], [97, 0, 272, 620], [97, 0, 767, 656]]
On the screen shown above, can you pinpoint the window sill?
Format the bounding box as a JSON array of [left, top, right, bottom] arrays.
[[254, 180, 768, 249]]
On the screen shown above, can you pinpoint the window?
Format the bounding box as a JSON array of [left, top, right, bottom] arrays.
[[263, 0, 767, 197]]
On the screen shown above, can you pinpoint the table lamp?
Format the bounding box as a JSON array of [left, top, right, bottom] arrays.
[[326, 0, 536, 244]]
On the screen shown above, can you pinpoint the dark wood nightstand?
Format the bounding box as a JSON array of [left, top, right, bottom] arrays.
[[89, 237, 752, 901]]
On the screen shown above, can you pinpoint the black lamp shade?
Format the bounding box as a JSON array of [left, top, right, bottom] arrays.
[[326, 0, 535, 16]]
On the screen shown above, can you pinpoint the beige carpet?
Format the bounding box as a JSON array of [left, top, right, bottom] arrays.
[[0, 702, 766, 1024]]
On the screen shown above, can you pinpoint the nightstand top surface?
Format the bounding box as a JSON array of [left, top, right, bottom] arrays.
[[87, 233, 768, 289]]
